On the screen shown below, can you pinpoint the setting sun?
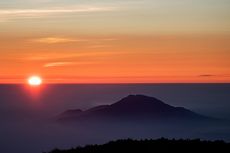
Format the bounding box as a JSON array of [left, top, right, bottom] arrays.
[[28, 76, 42, 86]]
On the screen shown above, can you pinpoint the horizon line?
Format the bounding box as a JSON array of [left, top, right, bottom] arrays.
[[0, 82, 230, 85]]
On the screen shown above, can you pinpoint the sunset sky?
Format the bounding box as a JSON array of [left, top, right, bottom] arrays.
[[0, 0, 230, 83]]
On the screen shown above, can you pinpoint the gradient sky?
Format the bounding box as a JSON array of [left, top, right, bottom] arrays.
[[0, 0, 230, 83]]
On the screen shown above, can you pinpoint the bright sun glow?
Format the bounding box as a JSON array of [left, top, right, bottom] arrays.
[[28, 76, 42, 86]]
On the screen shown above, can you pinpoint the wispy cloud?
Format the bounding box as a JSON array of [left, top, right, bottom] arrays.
[[44, 62, 75, 67], [198, 74, 230, 78], [31, 36, 119, 44], [32, 37, 87, 44], [0, 6, 117, 20], [23, 51, 125, 61], [44, 61, 94, 67], [198, 74, 216, 77]]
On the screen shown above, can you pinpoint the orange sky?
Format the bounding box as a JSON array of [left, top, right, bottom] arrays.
[[0, 34, 229, 83], [0, 0, 230, 83]]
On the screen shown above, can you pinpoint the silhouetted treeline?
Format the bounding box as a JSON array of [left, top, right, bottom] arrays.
[[45, 138, 230, 153]]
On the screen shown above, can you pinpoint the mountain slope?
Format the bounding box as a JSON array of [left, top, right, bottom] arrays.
[[58, 95, 208, 122]]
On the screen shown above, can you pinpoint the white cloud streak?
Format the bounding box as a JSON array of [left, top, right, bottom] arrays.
[[0, 6, 117, 20], [44, 62, 75, 67], [44, 61, 94, 67]]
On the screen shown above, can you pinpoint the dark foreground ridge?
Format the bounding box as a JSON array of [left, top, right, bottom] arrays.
[[45, 138, 230, 153]]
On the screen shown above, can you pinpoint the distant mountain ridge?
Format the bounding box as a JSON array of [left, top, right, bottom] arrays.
[[58, 95, 209, 122]]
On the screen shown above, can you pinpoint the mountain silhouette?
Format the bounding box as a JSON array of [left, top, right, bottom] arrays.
[[45, 138, 230, 153], [58, 95, 209, 122]]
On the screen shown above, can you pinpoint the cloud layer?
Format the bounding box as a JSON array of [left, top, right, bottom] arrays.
[[44, 62, 94, 67], [32, 37, 86, 44], [0, 6, 117, 21]]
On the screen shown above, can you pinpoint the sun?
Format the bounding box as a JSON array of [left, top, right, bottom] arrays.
[[28, 76, 42, 86]]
